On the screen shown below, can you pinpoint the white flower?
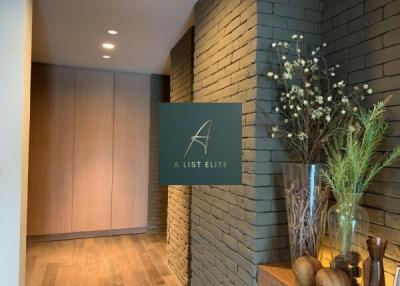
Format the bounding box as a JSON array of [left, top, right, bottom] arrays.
[[322, 42, 327, 47], [283, 105, 287, 110], [353, 107, 358, 112], [289, 105, 294, 110], [361, 95, 365, 100], [284, 119, 289, 123], [274, 74, 279, 80], [275, 106, 280, 112], [331, 72, 336, 77], [299, 35, 304, 39], [287, 133, 293, 138], [284, 42, 289, 48], [303, 100, 308, 105], [338, 80, 345, 87], [298, 132, 308, 141], [313, 58, 319, 63], [353, 86, 360, 91], [286, 93, 290, 98], [367, 88, 373, 94], [297, 48, 301, 53], [311, 51, 316, 56], [341, 109, 346, 114], [335, 64, 340, 68], [267, 72, 274, 77], [272, 43, 277, 48], [271, 133, 276, 138], [333, 83, 338, 88], [326, 115, 331, 122], [327, 96, 332, 102], [292, 34, 298, 39], [304, 68, 309, 73], [293, 113, 298, 118], [305, 82, 311, 88], [341, 97, 348, 103], [300, 59, 306, 66], [282, 55, 287, 60], [363, 84, 369, 89], [278, 42, 282, 46], [316, 96, 324, 104], [272, 126, 279, 132], [311, 114, 316, 119], [296, 106, 301, 111]]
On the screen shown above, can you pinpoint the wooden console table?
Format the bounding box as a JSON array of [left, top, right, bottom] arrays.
[[258, 263, 298, 286]]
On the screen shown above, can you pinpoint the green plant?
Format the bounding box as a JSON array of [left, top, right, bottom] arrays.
[[322, 99, 400, 197], [322, 100, 400, 267]]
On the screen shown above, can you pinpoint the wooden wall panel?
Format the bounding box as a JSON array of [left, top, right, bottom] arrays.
[[28, 64, 75, 235], [112, 73, 150, 229], [72, 69, 114, 232]]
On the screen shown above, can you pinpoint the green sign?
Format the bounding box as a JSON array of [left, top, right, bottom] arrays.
[[159, 103, 242, 185]]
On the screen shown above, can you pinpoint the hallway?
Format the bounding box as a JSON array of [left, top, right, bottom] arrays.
[[26, 233, 181, 286]]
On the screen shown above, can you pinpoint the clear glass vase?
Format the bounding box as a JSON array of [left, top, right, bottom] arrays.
[[283, 163, 329, 264], [328, 192, 369, 286]]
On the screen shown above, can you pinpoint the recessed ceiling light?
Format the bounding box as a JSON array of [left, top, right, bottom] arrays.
[[108, 30, 118, 35], [102, 55, 111, 59], [102, 42, 115, 49]]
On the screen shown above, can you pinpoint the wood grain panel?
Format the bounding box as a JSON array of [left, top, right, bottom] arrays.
[[112, 73, 150, 229], [28, 64, 75, 235], [72, 69, 114, 232]]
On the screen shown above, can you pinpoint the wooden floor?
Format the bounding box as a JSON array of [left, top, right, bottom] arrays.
[[26, 232, 181, 286]]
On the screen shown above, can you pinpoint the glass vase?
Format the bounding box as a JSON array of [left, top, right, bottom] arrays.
[[328, 191, 369, 286], [283, 163, 329, 264]]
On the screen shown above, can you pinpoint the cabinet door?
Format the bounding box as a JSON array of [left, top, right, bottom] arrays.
[[28, 64, 75, 235], [112, 73, 150, 229], [72, 69, 114, 232]]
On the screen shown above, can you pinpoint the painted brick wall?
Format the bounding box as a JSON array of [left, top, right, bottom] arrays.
[[167, 27, 195, 285], [191, 1, 321, 285], [148, 75, 169, 231], [322, 0, 400, 284]]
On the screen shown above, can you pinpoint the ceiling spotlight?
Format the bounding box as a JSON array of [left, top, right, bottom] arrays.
[[102, 55, 111, 59], [102, 42, 115, 49], [108, 30, 118, 35]]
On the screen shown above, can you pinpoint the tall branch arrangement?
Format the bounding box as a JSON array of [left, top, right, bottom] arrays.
[[321, 100, 400, 198], [268, 35, 372, 164]]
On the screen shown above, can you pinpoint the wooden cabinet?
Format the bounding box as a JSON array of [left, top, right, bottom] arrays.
[[258, 264, 297, 286], [112, 73, 150, 229], [28, 64, 150, 236], [28, 65, 75, 235], [72, 70, 114, 232]]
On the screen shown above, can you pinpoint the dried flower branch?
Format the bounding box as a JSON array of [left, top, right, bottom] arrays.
[[267, 35, 372, 164]]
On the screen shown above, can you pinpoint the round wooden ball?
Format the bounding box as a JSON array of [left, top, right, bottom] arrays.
[[315, 268, 351, 286], [293, 255, 323, 286]]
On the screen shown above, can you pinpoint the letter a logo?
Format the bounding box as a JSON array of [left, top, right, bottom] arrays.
[[184, 119, 212, 158]]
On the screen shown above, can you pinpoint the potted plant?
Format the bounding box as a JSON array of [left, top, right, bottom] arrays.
[[321, 100, 400, 285], [267, 34, 371, 263]]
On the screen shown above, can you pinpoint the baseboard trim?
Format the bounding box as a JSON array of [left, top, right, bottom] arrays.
[[27, 227, 147, 242]]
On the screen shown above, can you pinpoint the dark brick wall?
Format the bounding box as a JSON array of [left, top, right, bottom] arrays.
[[167, 27, 195, 285], [148, 75, 169, 231], [322, 0, 400, 283], [190, 1, 321, 285]]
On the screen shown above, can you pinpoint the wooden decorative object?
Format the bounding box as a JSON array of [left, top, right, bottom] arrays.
[[365, 236, 388, 286], [293, 255, 322, 286], [315, 268, 351, 286]]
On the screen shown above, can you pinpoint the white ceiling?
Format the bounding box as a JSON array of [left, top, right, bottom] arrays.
[[32, 0, 197, 75]]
